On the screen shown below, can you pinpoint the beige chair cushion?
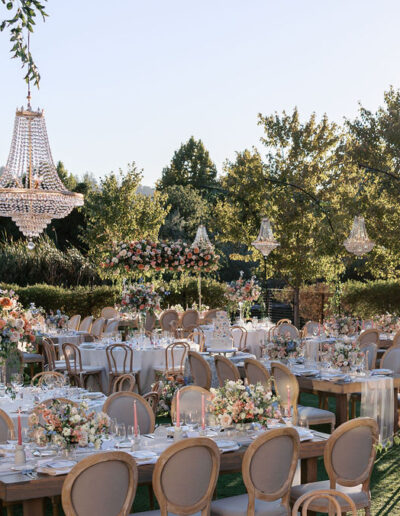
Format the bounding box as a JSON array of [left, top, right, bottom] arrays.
[[298, 405, 335, 424], [290, 480, 369, 510], [210, 493, 287, 515]]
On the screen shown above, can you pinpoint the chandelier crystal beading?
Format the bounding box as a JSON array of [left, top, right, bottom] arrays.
[[0, 104, 84, 239], [192, 224, 213, 249], [252, 217, 280, 257], [343, 216, 375, 256]]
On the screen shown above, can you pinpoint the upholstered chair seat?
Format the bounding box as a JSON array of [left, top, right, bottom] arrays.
[[211, 494, 288, 515]]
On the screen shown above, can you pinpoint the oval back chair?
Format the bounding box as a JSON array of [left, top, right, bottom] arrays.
[[204, 309, 218, 324], [381, 345, 400, 373], [31, 371, 65, 387], [159, 310, 179, 333], [214, 355, 240, 387], [79, 316, 93, 333], [292, 490, 357, 515], [90, 317, 105, 339], [100, 307, 119, 320], [302, 321, 320, 338], [144, 313, 157, 332], [244, 358, 270, 388], [103, 392, 155, 434], [67, 315, 81, 332], [188, 351, 212, 390], [277, 319, 291, 325], [357, 328, 380, 347], [275, 323, 299, 340], [0, 408, 15, 442], [103, 320, 120, 335], [181, 310, 200, 331], [170, 385, 213, 426], [359, 341, 378, 370]]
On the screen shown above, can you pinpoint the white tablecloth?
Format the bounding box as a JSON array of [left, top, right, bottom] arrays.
[[47, 332, 87, 355], [202, 326, 269, 359]]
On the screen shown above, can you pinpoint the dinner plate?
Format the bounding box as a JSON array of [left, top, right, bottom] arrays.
[[215, 440, 237, 449], [130, 451, 157, 461]]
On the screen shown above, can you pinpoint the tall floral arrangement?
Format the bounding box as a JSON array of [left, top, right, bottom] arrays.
[[209, 380, 280, 427], [225, 272, 261, 319], [29, 400, 110, 450], [121, 283, 164, 315]]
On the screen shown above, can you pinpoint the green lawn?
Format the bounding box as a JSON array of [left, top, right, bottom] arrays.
[[4, 393, 400, 515]]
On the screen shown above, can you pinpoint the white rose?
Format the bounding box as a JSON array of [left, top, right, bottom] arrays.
[[63, 428, 71, 436]]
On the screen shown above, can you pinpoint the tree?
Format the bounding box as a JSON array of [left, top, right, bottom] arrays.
[[82, 163, 169, 266], [214, 110, 344, 326], [1, 0, 47, 87], [158, 136, 219, 200]]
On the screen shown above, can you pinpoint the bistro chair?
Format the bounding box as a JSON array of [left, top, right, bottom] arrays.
[[103, 320, 120, 335], [159, 309, 179, 334], [214, 355, 240, 387], [31, 371, 65, 387], [188, 351, 212, 390], [143, 391, 160, 418], [381, 345, 400, 373], [170, 385, 213, 426], [244, 358, 271, 388], [290, 417, 378, 515], [277, 318, 291, 325], [135, 438, 220, 516], [357, 328, 380, 347], [271, 362, 335, 431], [112, 373, 137, 393], [181, 309, 200, 334], [154, 341, 190, 381], [62, 342, 103, 390], [302, 321, 321, 338], [231, 325, 248, 351], [211, 427, 299, 515], [103, 391, 155, 434], [61, 451, 138, 516], [292, 489, 357, 515], [105, 344, 140, 394], [187, 329, 206, 352], [145, 312, 157, 333], [42, 337, 67, 372]]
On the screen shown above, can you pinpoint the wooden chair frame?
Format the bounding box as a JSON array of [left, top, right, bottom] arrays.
[[170, 385, 211, 422], [106, 344, 136, 394], [31, 371, 65, 386], [62, 342, 102, 389], [302, 321, 320, 338], [243, 427, 299, 513], [61, 451, 138, 516], [67, 315, 81, 332], [244, 358, 270, 386], [292, 489, 357, 515], [103, 391, 155, 433], [152, 437, 220, 516], [159, 310, 179, 333], [181, 309, 200, 330], [214, 355, 240, 387], [270, 361, 299, 421], [42, 337, 57, 371], [90, 317, 105, 339], [203, 309, 218, 324], [100, 307, 119, 320], [187, 330, 205, 352], [0, 408, 15, 440], [357, 328, 380, 347], [143, 391, 159, 417], [112, 373, 136, 393], [41, 397, 79, 408], [275, 323, 300, 340], [277, 318, 291, 325], [381, 345, 400, 371], [164, 341, 190, 378], [231, 325, 248, 351], [188, 351, 212, 390], [79, 316, 93, 333]]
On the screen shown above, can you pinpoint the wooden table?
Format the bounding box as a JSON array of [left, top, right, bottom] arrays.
[[0, 435, 327, 515], [297, 374, 400, 431]]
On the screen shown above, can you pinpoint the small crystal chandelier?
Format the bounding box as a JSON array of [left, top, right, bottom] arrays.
[[192, 224, 213, 248], [343, 216, 375, 256], [252, 217, 279, 257], [0, 98, 83, 247]]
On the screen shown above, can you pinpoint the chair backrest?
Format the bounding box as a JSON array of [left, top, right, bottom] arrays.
[[0, 408, 15, 442], [188, 351, 212, 390], [231, 326, 248, 350], [170, 385, 213, 425], [276, 323, 299, 340], [91, 317, 105, 338], [61, 451, 138, 516], [214, 355, 240, 387], [164, 341, 190, 376], [152, 437, 220, 515], [144, 313, 156, 332], [392, 330, 400, 347], [359, 342, 377, 370], [270, 362, 299, 420], [103, 392, 155, 434], [324, 417, 378, 490], [292, 489, 357, 515], [181, 310, 200, 330], [244, 358, 270, 387], [357, 329, 380, 347], [187, 330, 205, 352], [381, 345, 400, 373], [100, 307, 119, 320], [243, 427, 299, 512], [277, 319, 291, 325], [106, 344, 133, 375], [31, 371, 65, 387], [62, 342, 83, 375], [303, 321, 320, 337], [104, 320, 120, 334], [143, 392, 159, 417], [67, 315, 81, 331], [79, 316, 93, 333], [112, 374, 136, 393], [159, 310, 179, 332], [268, 325, 277, 340], [42, 337, 57, 371]]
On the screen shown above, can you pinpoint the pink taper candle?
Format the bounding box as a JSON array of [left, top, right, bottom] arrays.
[[133, 401, 138, 437], [287, 385, 291, 418], [176, 389, 180, 427], [201, 394, 205, 430], [17, 409, 22, 445]]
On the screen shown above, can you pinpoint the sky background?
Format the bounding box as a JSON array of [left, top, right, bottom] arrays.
[[0, 0, 399, 186]]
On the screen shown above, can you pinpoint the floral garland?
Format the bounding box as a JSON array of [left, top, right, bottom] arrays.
[[266, 335, 302, 360], [102, 239, 220, 275], [225, 272, 261, 304], [209, 379, 280, 427], [121, 283, 164, 315], [322, 341, 364, 370], [29, 399, 110, 450]]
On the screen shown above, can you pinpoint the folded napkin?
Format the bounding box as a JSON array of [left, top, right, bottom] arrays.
[[128, 450, 158, 465], [36, 459, 76, 476]]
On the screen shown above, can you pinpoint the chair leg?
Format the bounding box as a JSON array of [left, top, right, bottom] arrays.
[[147, 484, 155, 509], [6, 505, 13, 516], [51, 496, 60, 516]]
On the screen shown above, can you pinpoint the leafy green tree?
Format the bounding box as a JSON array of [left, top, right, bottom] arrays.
[[158, 136, 219, 200], [1, 0, 47, 87], [82, 163, 169, 267]]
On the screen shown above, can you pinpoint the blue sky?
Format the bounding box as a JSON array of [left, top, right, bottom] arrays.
[[1, 0, 399, 186]]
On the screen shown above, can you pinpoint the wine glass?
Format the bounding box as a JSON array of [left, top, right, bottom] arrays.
[[11, 373, 23, 391], [116, 423, 126, 447]]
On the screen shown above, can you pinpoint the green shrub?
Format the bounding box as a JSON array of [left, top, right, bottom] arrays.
[[161, 277, 227, 309], [341, 280, 400, 318]]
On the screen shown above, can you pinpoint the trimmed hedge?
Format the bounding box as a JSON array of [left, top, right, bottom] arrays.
[[341, 280, 400, 318], [162, 277, 227, 309]]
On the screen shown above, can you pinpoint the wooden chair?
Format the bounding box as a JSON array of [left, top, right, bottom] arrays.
[[159, 310, 179, 334], [211, 428, 299, 515], [277, 318, 291, 325], [61, 451, 138, 516], [271, 362, 335, 431], [103, 392, 155, 434], [187, 329, 206, 352], [143, 391, 159, 417], [231, 325, 248, 351], [144, 313, 157, 333], [292, 489, 357, 515], [275, 323, 300, 340], [214, 355, 240, 387], [79, 316, 93, 333], [135, 438, 220, 516], [90, 317, 105, 340], [31, 371, 65, 387], [67, 315, 81, 332], [100, 307, 119, 320], [357, 328, 380, 347], [392, 330, 400, 347], [112, 373, 137, 393], [154, 341, 190, 381], [42, 337, 67, 372], [105, 344, 140, 394], [170, 385, 212, 426], [0, 408, 15, 442], [188, 351, 212, 390], [302, 321, 320, 338], [268, 325, 277, 340], [103, 320, 120, 334], [244, 358, 271, 388], [181, 309, 200, 333], [381, 345, 400, 372], [62, 342, 103, 390], [290, 417, 378, 515]]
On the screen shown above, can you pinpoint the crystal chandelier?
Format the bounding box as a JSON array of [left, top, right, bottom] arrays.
[[343, 216, 375, 256], [192, 224, 213, 248], [252, 217, 279, 257], [0, 101, 83, 246]]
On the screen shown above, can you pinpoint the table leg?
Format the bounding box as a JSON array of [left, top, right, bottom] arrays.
[[394, 387, 399, 433], [335, 394, 348, 426], [300, 457, 318, 483], [23, 498, 44, 516]]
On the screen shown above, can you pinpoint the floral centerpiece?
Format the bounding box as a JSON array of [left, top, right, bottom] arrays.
[[152, 378, 183, 416], [209, 380, 280, 428], [266, 335, 302, 360], [373, 314, 400, 334], [46, 309, 69, 330], [324, 317, 359, 336], [225, 272, 261, 320], [29, 399, 110, 450], [322, 341, 364, 370], [121, 283, 163, 316]]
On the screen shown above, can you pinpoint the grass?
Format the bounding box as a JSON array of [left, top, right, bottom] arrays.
[[3, 393, 400, 515]]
